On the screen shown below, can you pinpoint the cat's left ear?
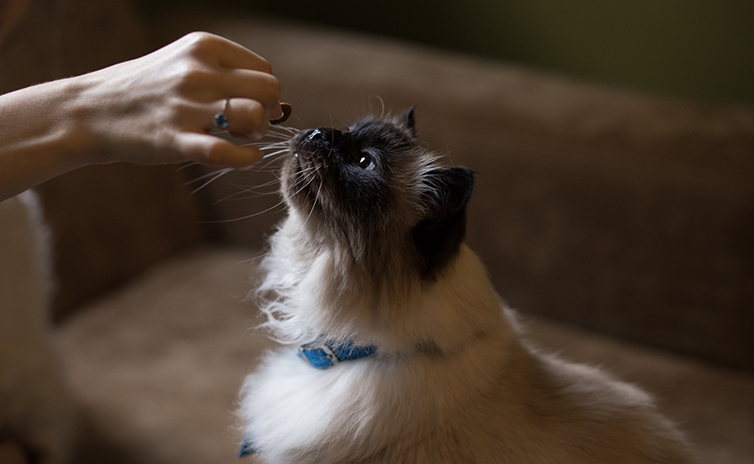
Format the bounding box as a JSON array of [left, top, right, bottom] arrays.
[[405, 106, 417, 138], [413, 166, 474, 280]]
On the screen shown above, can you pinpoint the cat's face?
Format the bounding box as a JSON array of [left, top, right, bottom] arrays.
[[281, 110, 473, 284]]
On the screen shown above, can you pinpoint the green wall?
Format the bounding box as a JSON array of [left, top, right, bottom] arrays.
[[145, 0, 754, 108]]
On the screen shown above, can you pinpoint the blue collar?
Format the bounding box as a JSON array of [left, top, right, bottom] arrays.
[[297, 338, 377, 369]]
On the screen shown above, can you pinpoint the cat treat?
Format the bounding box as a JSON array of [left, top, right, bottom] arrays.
[[270, 102, 292, 125]]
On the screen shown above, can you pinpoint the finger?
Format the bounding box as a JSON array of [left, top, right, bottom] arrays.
[[175, 132, 264, 167], [207, 34, 273, 73], [209, 98, 270, 139], [218, 69, 281, 112]]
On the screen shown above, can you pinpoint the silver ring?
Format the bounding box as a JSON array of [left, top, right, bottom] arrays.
[[213, 98, 230, 129]]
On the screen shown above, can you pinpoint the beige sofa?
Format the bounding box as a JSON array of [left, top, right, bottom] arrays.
[[2, 2, 753, 463]]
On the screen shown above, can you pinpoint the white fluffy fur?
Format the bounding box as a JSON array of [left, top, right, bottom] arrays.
[[0, 193, 76, 464], [239, 211, 696, 463]]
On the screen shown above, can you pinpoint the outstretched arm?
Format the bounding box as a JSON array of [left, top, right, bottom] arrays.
[[0, 32, 283, 202]]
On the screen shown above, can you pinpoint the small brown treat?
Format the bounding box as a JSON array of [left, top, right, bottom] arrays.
[[270, 102, 292, 125]]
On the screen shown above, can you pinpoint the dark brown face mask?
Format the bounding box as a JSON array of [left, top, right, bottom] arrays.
[[270, 102, 292, 125]]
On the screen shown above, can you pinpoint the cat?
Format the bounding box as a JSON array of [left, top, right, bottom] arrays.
[[237, 109, 696, 464], [0, 192, 76, 464]]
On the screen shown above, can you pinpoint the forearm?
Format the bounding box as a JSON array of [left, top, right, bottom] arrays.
[[0, 77, 93, 202]]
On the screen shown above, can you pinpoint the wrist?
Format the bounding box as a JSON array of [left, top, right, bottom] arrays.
[[55, 75, 103, 167], [0, 77, 97, 200]]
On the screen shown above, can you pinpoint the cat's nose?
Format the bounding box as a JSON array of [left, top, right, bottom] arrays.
[[306, 127, 343, 143], [306, 128, 323, 140]]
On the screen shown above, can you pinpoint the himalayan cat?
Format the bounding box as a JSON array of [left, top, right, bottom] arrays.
[[237, 110, 696, 463], [0, 192, 76, 464]]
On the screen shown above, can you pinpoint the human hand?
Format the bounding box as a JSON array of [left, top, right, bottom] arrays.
[[71, 32, 283, 167]]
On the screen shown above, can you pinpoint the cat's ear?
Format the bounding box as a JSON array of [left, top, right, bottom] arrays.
[[405, 106, 417, 138], [412, 166, 474, 280]]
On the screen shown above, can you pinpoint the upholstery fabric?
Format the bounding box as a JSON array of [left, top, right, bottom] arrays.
[[58, 248, 754, 464]]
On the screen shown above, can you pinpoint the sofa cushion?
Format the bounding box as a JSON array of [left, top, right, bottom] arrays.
[[57, 247, 753, 464]]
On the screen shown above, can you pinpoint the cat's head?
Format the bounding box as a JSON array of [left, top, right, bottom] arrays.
[[281, 109, 473, 285]]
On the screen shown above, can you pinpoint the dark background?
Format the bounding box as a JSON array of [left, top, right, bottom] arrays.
[[139, 0, 754, 109]]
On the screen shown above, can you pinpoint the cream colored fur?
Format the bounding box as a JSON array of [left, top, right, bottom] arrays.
[[239, 211, 696, 464], [0, 193, 76, 464]]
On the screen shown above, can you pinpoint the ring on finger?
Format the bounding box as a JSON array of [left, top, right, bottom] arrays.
[[214, 98, 230, 129]]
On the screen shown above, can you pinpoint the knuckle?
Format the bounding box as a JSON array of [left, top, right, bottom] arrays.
[[247, 103, 266, 125], [168, 100, 198, 126], [184, 31, 214, 46], [266, 75, 282, 100], [257, 58, 273, 75], [181, 31, 219, 58], [244, 104, 268, 137], [175, 65, 212, 92], [252, 73, 281, 106]]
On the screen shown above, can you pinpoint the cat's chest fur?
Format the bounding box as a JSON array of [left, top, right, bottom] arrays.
[[239, 234, 517, 463], [239, 236, 693, 464]]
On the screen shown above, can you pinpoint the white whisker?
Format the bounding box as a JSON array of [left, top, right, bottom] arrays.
[[262, 149, 291, 159], [269, 125, 300, 134], [244, 141, 289, 148], [261, 142, 291, 149], [177, 161, 202, 171], [301, 168, 323, 228], [213, 185, 280, 205], [203, 200, 288, 223], [185, 168, 232, 184], [261, 132, 295, 141], [190, 168, 233, 194], [235, 249, 270, 264]]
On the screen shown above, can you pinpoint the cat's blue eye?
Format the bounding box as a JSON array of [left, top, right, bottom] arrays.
[[357, 153, 376, 171]]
